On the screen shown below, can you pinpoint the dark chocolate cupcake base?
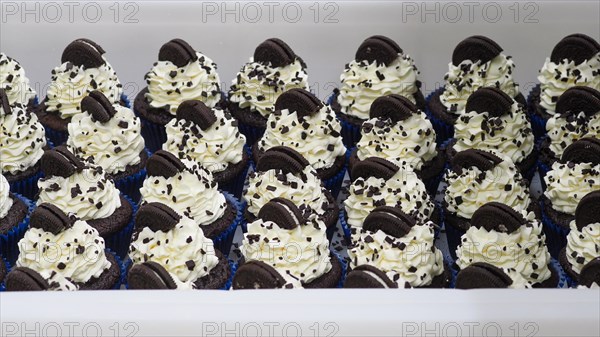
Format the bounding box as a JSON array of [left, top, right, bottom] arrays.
[[303, 253, 343, 288], [0, 194, 28, 235], [193, 250, 231, 289], [77, 250, 121, 290]]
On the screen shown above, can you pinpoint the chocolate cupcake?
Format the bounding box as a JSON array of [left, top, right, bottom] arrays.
[[228, 38, 309, 144], [139, 150, 240, 253], [234, 198, 343, 289], [0, 174, 32, 263], [163, 100, 248, 198], [37, 38, 126, 145], [37, 146, 134, 257], [330, 35, 425, 147], [349, 94, 445, 194], [345, 206, 449, 288], [7, 203, 121, 291], [528, 34, 600, 139], [134, 39, 223, 152], [67, 90, 148, 201], [455, 202, 560, 289], [427, 36, 524, 144], [446, 87, 536, 180], [0, 53, 37, 108], [244, 146, 338, 239], [127, 202, 231, 290], [0, 89, 47, 199], [254, 89, 347, 197]]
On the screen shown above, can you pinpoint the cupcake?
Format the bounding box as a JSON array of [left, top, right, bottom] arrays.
[[330, 35, 425, 147], [162, 100, 248, 198], [5, 203, 121, 291], [233, 198, 343, 289], [541, 138, 600, 257], [528, 34, 600, 140], [37, 39, 125, 145], [560, 191, 600, 287], [345, 206, 449, 288], [443, 149, 534, 259], [0, 255, 7, 291], [0, 174, 32, 263], [427, 36, 524, 145], [127, 202, 231, 290], [37, 146, 134, 258], [253, 89, 347, 197], [445, 87, 536, 180], [0, 53, 37, 108], [0, 89, 47, 199], [348, 94, 444, 194], [245, 146, 338, 239], [139, 150, 240, 254], [228, 38, 309, 144], [454, 202, 560, 289], [135, 39, 223, 152]]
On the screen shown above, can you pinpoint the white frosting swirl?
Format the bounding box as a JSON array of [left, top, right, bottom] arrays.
[[229, 58, 309, 118], [67, 105, 145, 175], [0, 103, 46, 174], [0, 53, 36, 105], [441, 54, 519, 114], [163, 108, 245, 173], [146, 52, 221, 114], [37, 167, 122, 220], [0, 174, 13, 219], [258, 105, 346, 170], [566, 221, 600, 275], [546, 112, 600, 158], [538, 53, 600, 115], [456, 211, 552, 288], [338, 54, 420, 120], [544, 161, 600, 214]]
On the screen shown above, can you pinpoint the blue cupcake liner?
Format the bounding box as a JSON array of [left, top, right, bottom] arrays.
[[442, 216, 465, 262], [218, 145, 252, 199], [526, 84, 548, 142], [114, 148, 151, 203], [322, 163, 347, 200], [425, 87, 454, 146], [338, 208, 353, 243], [539, 199, 570, 259], [8, 170, 43, 200], [0, 257, 10, 292], [332, 250, 347, 288], [212, 192, 243, 256], [137, 113, 167, 153], [538, 161, 551, 192], [563, 271, 578, 288], [103, 194, 137, 260], [0, 193, 34, 265], [121, 94, 132, 109], [106, 248, 124, 290]]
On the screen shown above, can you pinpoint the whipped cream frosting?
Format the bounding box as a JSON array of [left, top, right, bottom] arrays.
[[546, 112, 600, 158], [444, 158, 531, 219], [453, 102, 534, 164], [0, 174, 13, 219], [140, 160, 226, 226], [67, 105, 145, 175], [538, 52, 600, 115], [0, 103, 47, 174], [441, 54, 519, 115], [349, 221, 444, 287], [163, 108, 245, 173], [258, 105, 346, 170], [0, 53, 36, 105], [17, 219, 112, 288], [37, 166, 122, 220], [129, 215, 219, 288], [345, 168, 436, 228], [241, 217, 332, 288], [456, 210, 552, 288], [338, 54, 420, 120], [544, 161, 600, 214], [566, 221, 600, 275], [46, 57, 123, 119], [245, 166, 329, 218], [229, 58, 309, 118]]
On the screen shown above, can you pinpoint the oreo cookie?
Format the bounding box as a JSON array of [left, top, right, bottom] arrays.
[[257, 198, 303, 230], [158, 38, 198, 67], [254, 38, 296, 68], [176, 100, 217, 130], [275, 88, 323, 119], [81, 90, 117, 123], [233, 260, 286, 289], [465, 87, 514, 117], [256, 146, 309, 174], [5, 267, 50, 291], [61, 38, 106, 68], [135, 202, 181, 233], [344, 265, 398, 288], [30, 203, 75, 235], [555, 86, 600, 117], [455, 262, 513, 289], [128, 262, 178, 290], [41, 146, 86, 178], [146, 150, 186, 179], [351, 157, 399, 181], [471, 202, 525, 234], [451, 149, 502, 172], [363, 206, 416, 238], [575, 190, 600, 231], [355, 35, 402, 66], [550, 33, 600, 65], [369, 94, 416, 122], [561, 137, 600, 165], [579, 257, 600, 288], [452, 35, 503, 66], [0, 88, 11, 114]]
